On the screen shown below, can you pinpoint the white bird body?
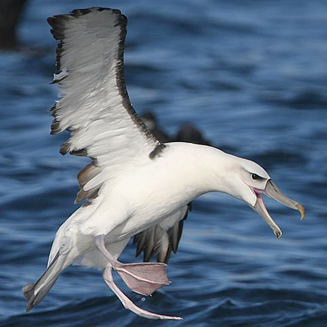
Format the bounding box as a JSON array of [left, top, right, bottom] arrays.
[[49, 143, 235, 269], [23, 7, 305, 320]]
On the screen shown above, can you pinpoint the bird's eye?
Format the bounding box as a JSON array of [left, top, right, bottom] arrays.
[[251, 173, 260, 180]]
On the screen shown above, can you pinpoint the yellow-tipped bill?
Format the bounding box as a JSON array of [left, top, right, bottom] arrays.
[[253, 179, 305, 237]]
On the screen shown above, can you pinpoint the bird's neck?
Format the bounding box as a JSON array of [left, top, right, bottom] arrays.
[[166, 143, 235, 199]]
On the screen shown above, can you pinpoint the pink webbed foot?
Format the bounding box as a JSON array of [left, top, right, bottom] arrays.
[[95, 235, 180, 319], [115, 262, 170, 296], [103, 266, 181, 320]]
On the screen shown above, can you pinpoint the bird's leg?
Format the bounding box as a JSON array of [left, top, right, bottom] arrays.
[[95, 235, 170, 296], [102, 265, 181, 320]]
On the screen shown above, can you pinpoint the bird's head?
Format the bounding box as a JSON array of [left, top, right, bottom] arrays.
[[220, 155, 305, 238]]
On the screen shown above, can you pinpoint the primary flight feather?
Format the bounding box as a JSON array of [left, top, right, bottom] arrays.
[[23, 7, 305, 320]]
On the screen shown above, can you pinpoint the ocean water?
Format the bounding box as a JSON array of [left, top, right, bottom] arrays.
[[1, 0, 327, 326]]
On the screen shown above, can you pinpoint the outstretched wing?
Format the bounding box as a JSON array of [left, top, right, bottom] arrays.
[[47, 8, 163, 203]]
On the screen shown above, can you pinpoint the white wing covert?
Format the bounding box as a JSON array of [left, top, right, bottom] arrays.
[[47, 8, 163, 204]]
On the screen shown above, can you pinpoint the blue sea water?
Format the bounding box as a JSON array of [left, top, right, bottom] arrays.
[[1, 0, 327, 326]]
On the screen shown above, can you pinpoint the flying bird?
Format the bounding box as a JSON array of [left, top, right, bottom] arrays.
[[23, 8, 305, 320]]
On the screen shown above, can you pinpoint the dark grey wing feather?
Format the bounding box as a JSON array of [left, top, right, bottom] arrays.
[[133, 204, 191, 263], [133, 225, 166, 262], [168, 219, 185, 254]]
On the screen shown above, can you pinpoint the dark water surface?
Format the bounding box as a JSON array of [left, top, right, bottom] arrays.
[[1, 0, 327, 326]]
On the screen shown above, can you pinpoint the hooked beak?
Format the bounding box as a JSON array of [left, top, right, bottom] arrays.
[[253, 179, 305, 238]]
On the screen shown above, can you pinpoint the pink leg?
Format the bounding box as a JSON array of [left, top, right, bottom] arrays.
[[95, 235, 169, 296], [103, 266, 182, 320]]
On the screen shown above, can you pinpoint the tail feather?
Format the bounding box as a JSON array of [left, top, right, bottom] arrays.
[[23, 251, 66, 312]]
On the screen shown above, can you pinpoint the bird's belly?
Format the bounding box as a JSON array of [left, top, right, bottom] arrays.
[[108, 201, 185, 242], [78, 157, 200, 242]]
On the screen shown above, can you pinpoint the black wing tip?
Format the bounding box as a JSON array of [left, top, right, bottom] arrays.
[[47, 8, 126, 44], [149, 143, 166, 159], [71, 7, 122, 17], [47, 7, 123, 28], [50, 119, 61, 135], [59, 142, 70, 155], [70, 148, 88, 157]]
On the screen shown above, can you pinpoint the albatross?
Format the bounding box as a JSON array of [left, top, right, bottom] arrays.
[[23, 7, 305, 320]]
